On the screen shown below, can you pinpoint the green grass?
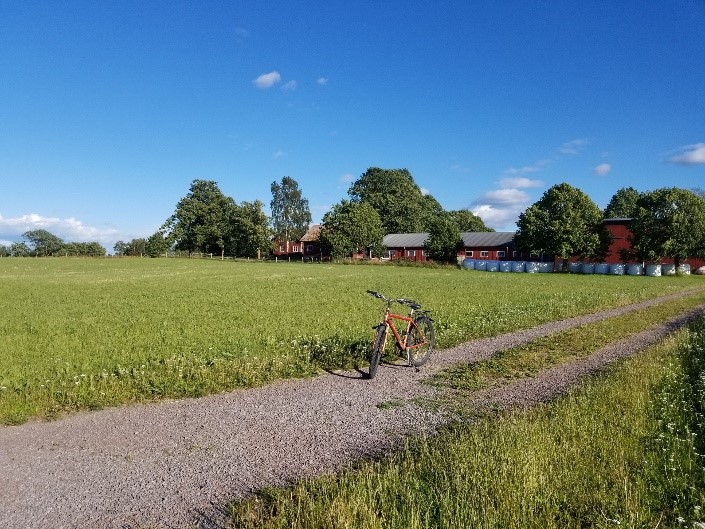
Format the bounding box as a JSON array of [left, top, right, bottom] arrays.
[[426, 290, 705, 411], [0, 257, 703, 424], [228, 317, 705, 529]]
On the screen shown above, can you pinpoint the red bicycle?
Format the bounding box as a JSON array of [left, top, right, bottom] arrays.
[[366, 290, 435, 379]]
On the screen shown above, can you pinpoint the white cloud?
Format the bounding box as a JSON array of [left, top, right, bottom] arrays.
[[282, 80, 297, 91], [470, 204, 521, 231], [0, 212, 120, 245], [669, 143, 705, 165], [560, 138, 589, 155], [317, 77, 328, 85], [593, 163, 612, 176], [253, 71, 281, 89], [478, 189, 530, 206], [235, 27, 249, 39], [339, 173, 353, 184], [499, 177, 543, 189], [420, 187, 430, 196], [273, 150, 286, 159]]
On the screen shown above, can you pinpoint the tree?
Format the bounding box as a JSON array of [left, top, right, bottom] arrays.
[[0, 245, 8, 257], [630, 187, 705, 268], [604, 187, 642, 218], [162, 179, 237, 257], [113, 241, 128, 256], [10, 242, 30, 257], [320, 200, 384, 259], [270, 177, 311, 248], [348, 168, 436, 234], [146, 231, 169, 257], [515, 183, 609, 270], [126, 238, 147, 257], [22, 229, 64, 256], [447, 209, 494, 232], [229, 200, 271, 258], [426, 212, 463, 264]]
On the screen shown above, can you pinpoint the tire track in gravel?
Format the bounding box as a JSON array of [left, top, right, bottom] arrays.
[[0, 289, 703, 529]]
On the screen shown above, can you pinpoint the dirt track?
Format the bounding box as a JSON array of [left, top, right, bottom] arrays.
[[1, 291, 703, 529]]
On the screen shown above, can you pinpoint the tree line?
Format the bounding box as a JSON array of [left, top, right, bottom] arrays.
[[514, 184, 705, 270], [0, 230, 106, 257], [3, 170, 703, 268]]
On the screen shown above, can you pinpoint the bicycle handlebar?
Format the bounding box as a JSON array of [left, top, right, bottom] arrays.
[[367, 290, 421, 309]]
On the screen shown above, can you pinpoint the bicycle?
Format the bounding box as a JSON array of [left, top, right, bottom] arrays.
[[366, 290, 435, 379]]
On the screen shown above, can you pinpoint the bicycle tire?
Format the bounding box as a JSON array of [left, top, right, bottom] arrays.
[[407, 315, 435, 367], [369, 324, 386, 379]]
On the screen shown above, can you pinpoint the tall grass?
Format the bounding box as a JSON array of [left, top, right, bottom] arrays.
[[0, 258, 702, 424], [229, 317, 705, 529]]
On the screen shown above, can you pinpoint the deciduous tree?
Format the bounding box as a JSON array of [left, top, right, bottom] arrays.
[[229, 200, 271, 258], [630, 187, 705, 268], [447, 209, 493, 232], [604, 187, 642, 218], [348, 168, 433, 234], [162, 179, 237, 257], [270, 177, 311, 247], [515, 183, 609, 270], [22, 229, 64, 256], [146, 231, 170, 257], [320, 200, 384, 259], [426, 212, 464, 264]]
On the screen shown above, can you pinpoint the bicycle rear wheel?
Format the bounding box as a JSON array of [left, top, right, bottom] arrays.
[[369, 324, 386, 379], [407, 315, 434, 367]]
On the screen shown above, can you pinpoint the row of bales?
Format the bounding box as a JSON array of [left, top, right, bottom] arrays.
[[462, 259, 693, 276]]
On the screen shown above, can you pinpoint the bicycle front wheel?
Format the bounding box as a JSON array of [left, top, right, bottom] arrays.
[[369, 324, 386, 379], [408, 315, 435, 367]]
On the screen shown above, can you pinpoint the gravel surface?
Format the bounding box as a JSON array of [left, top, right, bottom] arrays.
[[1, 291, 703, 529]]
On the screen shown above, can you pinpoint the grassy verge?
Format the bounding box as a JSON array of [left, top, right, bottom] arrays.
[[1, 258, 703, 424], [425, 290, 705, 415], [228, 317, 705, 529]]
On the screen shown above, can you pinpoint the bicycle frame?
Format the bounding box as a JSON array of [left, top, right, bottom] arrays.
[[379, 303, 428, 365]]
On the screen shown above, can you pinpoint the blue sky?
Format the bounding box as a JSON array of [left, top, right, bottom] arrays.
[[1, 1, 704, 251]]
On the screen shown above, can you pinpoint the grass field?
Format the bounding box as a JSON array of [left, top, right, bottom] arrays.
[[1, 257, 703, 424]]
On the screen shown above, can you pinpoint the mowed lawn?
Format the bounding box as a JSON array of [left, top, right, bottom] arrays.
[[0, 257, 702, 424]]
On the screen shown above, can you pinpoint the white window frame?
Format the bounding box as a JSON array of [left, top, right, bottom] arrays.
[[465, 250, 473, 257], [407, 250, 416, 257], [497, 251, 505, 258], [480, 250, 489, 258]]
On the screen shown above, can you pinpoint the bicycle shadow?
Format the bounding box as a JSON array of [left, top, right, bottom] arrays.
[[323, 360, 408, 380]]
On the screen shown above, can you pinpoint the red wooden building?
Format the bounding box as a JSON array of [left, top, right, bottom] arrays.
[[382, 232, 524, 262], [272, 224, 327, 260]]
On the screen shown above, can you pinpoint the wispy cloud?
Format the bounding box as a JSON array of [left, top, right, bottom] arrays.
[[339, 173, 353, 184], [317, 77, 328, 86], [450, 163, 470, 174], [253, 71, 281, 89], [669, 143, 705, 165], [0, 212, 120, 245], [499, 177, 543, 189], [282, 80, 297, 91], [560, 138, 589, 155], [593, 163, 612, 176], [273, 150, 286, 159], [235, 27, 249, 39]]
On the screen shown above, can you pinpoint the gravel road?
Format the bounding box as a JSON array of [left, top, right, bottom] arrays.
[[1, 291, 703, 529]]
